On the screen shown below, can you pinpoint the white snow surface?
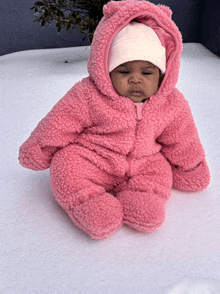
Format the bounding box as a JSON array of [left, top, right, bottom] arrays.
[[1, 43, 220, 293]]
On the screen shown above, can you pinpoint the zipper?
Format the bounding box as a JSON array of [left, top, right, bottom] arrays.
[[127, 102, 142, 158], [126, 103, 142, 174], [135, 103, 143, 120]]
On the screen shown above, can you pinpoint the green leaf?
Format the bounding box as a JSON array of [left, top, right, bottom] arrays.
[[58, 10, 64, 17], [35, 1, 45, 6]]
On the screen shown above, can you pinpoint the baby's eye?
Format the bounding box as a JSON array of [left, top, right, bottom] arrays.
[[142, 72, 152, 75], [119, 71, 129, 74]]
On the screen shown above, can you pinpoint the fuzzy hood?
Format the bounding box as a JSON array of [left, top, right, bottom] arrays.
[[87, 0, 183, 100]]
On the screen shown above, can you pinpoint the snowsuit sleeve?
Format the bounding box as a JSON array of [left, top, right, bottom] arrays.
[[157, 91, 210, 192], [18, 81, 92, 171]]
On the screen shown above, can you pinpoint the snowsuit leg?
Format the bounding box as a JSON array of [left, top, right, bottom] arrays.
[[50, 144, 123, 239], [116, 152, 173, 232]]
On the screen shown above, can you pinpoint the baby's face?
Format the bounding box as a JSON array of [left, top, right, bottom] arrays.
[[110, 60, 160, 103]]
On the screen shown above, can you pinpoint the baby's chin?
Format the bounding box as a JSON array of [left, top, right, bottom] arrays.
[[129, 97, 148, 103], [127, 93, 149, 103]]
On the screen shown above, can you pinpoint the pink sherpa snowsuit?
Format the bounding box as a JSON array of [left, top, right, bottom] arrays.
[[19, 0, 210, 239]]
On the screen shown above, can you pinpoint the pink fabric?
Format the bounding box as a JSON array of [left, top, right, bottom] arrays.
[[19, 0, 210, 239], [136, 103, 143, 120]]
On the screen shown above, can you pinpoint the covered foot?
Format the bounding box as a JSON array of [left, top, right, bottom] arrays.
[[117, 190, 166, 232], [72, 193, 123, 239]]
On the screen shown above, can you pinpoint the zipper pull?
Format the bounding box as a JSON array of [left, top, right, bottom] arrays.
[[136, 103, 142, 120]]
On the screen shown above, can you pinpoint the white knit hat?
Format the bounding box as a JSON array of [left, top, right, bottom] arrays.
[[108, 21, 166, 73]]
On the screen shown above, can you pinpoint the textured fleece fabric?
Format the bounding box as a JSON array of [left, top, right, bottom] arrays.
[[19, 0, 210, 239]]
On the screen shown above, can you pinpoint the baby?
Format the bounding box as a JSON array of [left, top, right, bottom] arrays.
[[19, 0, 210, 239]]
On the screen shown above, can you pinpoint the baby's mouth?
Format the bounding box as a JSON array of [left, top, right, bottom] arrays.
[[130, 90, 143, 96]]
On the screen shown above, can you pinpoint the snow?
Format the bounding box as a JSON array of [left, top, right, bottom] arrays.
[[1, 44, 220, 293]]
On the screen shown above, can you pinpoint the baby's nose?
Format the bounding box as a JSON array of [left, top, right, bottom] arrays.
[[129, 74, 142, 83]]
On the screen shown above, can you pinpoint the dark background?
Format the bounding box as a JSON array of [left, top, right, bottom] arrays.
[[0, 0, 220, 57]]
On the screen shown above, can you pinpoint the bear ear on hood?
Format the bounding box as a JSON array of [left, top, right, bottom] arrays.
[[157, 5, 172, 18], [103, 1, 126, 19]]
